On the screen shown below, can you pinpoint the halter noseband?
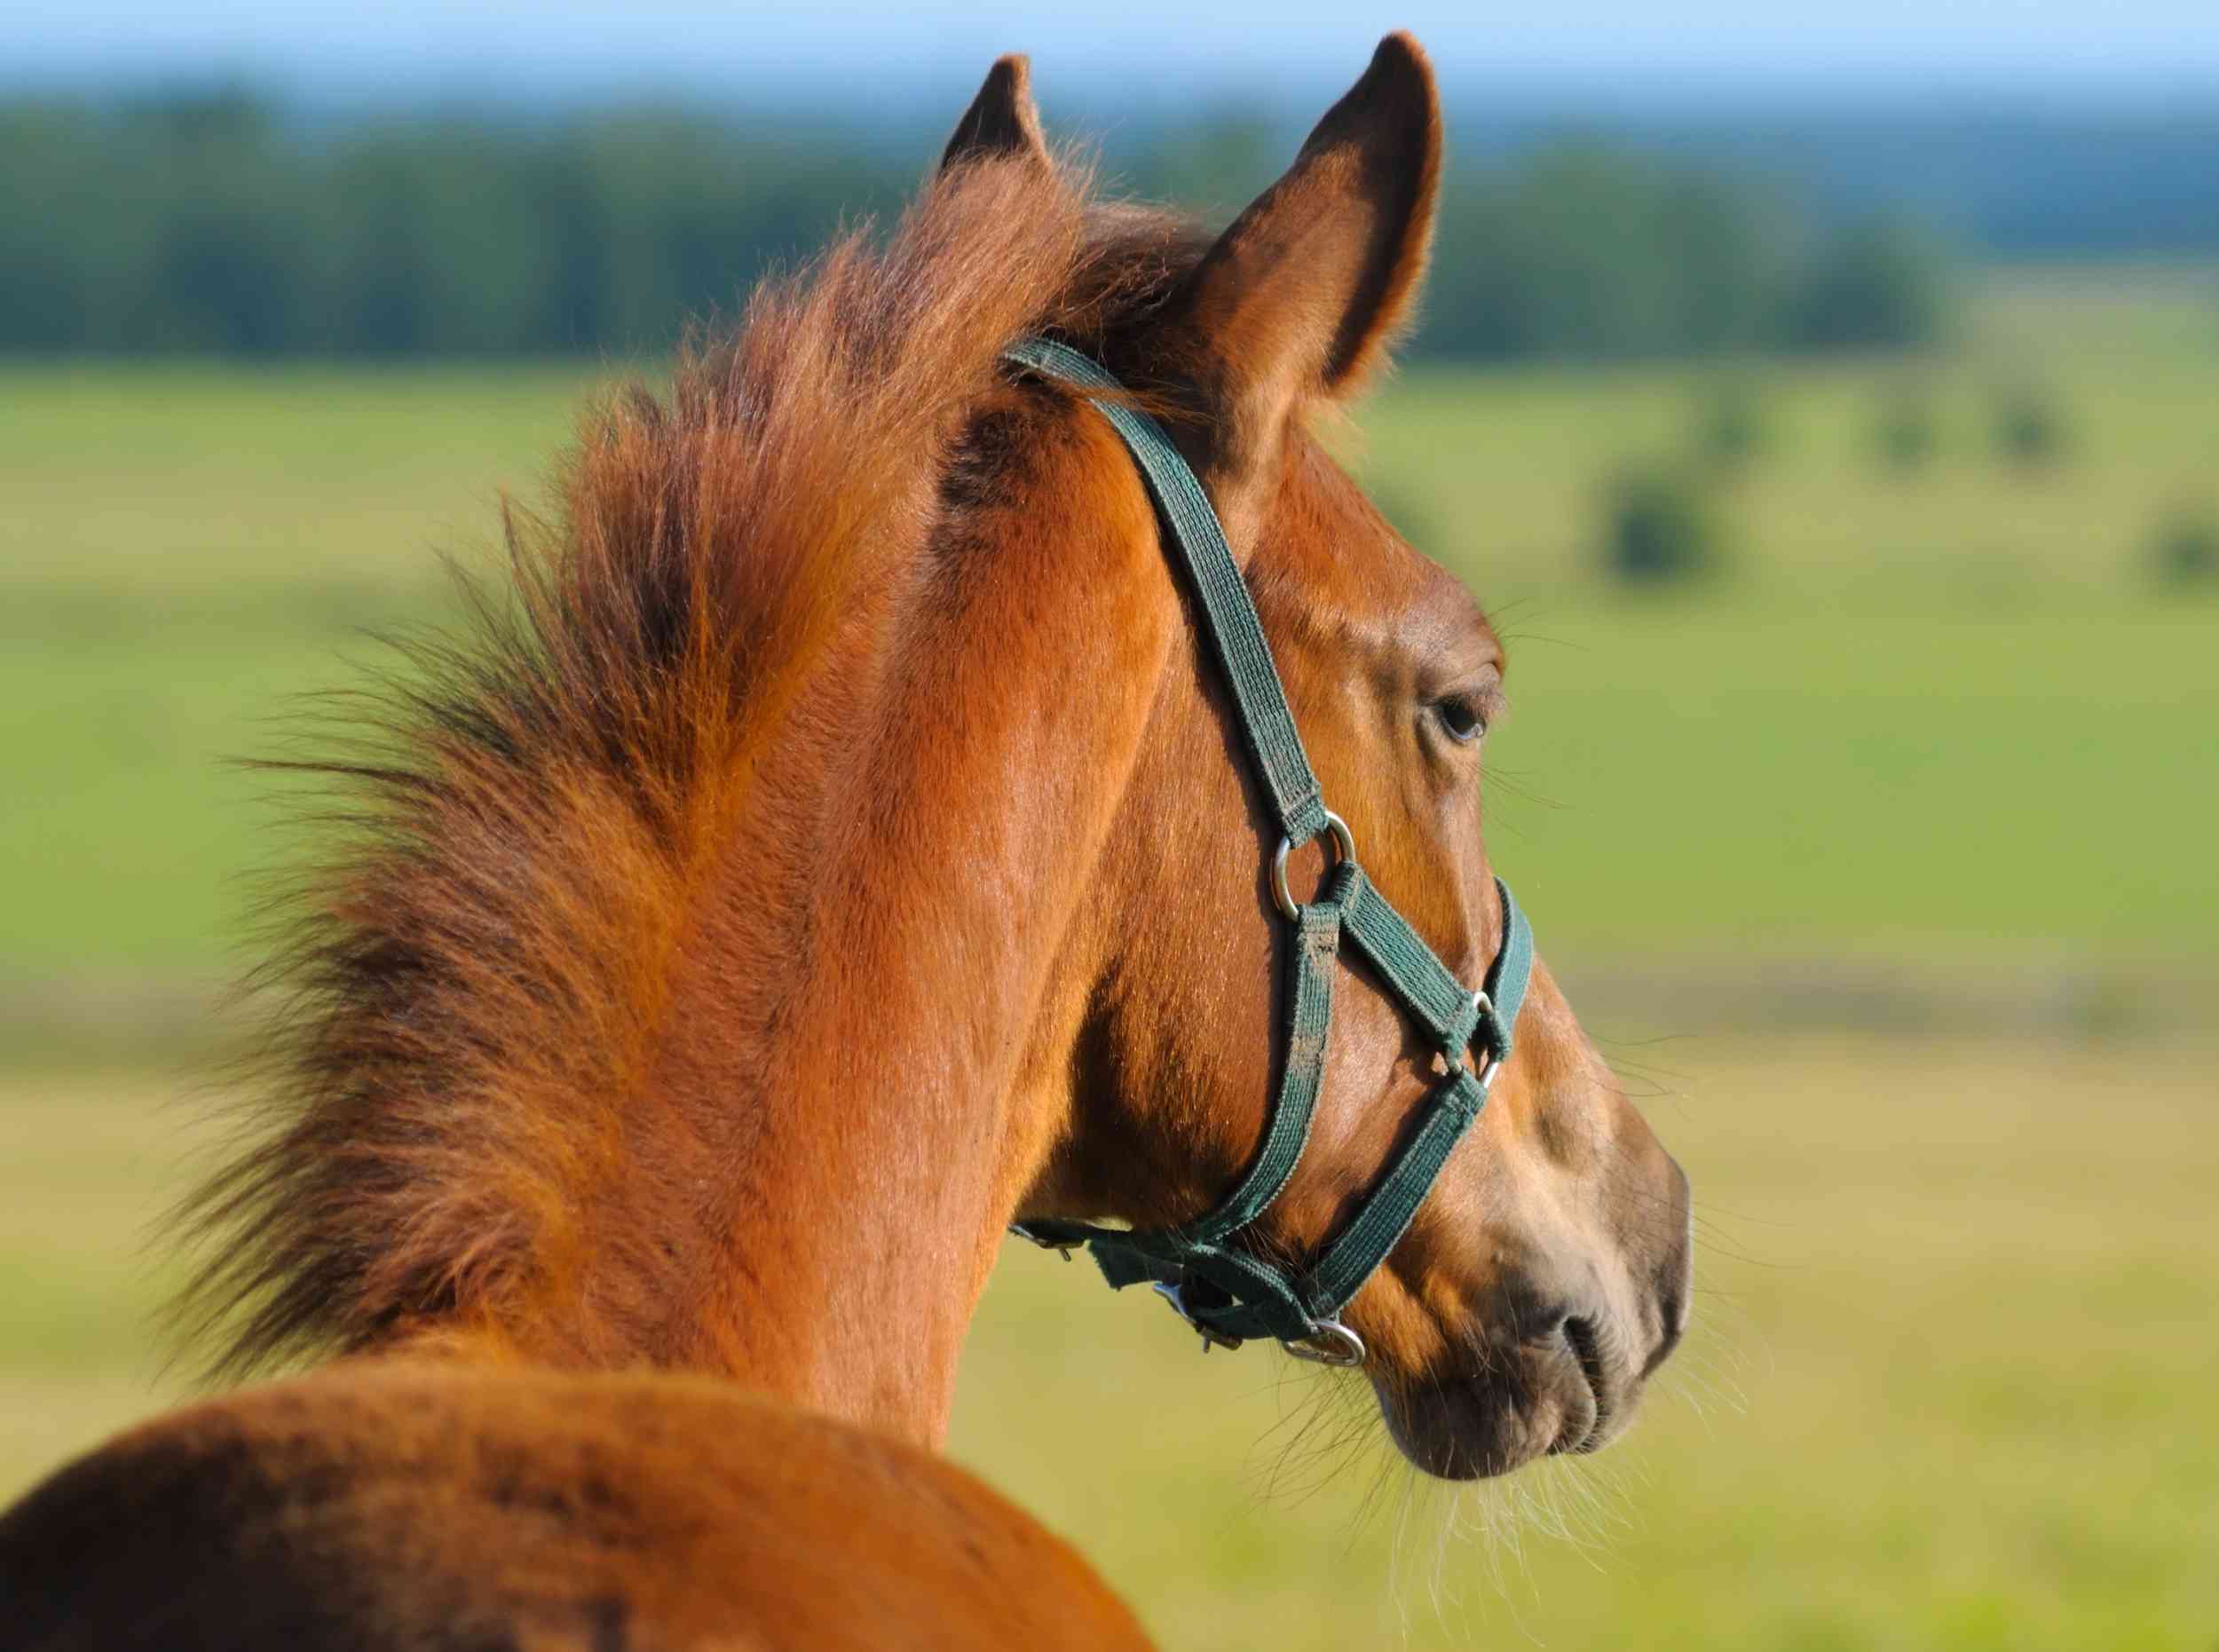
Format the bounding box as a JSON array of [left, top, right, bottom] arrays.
[[1002, 337, 1535, 1368]]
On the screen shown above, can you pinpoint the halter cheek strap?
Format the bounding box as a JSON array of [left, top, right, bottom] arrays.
[[1001, 336, 1536, 1366]]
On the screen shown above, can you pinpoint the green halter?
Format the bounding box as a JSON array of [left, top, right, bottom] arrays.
[[1002, 337, 1535, 1368]]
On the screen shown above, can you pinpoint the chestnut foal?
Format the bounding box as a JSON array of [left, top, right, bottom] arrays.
[[1, 36, 1688, 1649]]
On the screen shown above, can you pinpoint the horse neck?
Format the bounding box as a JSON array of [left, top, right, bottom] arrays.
[[490, 422, 1174, 1447]]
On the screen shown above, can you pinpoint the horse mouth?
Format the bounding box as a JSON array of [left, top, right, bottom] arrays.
[[1372, 1315, 1628, 1480]]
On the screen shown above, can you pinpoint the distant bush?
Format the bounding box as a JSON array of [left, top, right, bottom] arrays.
[[1600, 464, 1727, 585], [1994, 383, 2070, 468], [1425, 146, 1789, 361], [1874, 385, 1940, 474], [1426, 148, 1954, 365], [2149, 503, 2219, 588], [1784, 218, 1956, 353], [1694, 376, 1770, 471]]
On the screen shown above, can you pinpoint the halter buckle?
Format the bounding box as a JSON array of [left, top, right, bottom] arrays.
[[1007, 1222, 1076, 1261], [1151, 1281, 1246, 1353], [1270, 810, 1357, 921], [1282, 1319, 1367, 1367]]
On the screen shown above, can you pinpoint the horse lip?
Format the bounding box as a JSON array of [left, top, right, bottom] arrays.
[[1373, 1310, 1637, 1476]]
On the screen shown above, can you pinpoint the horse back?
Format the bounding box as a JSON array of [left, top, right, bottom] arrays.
[[0, 1363, 1151, 1651]]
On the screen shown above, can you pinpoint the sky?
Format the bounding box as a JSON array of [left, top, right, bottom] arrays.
[[14, 1, 2219, 108]]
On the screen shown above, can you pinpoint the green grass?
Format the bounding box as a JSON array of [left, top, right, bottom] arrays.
[[1359, 353, 2219, 613], [2, 361, 603, 589], [1489, 606, 2219, 960], [2, 361, 602, 968], [5, 1039, 2215, 1649], [0, 590, 469, 970]]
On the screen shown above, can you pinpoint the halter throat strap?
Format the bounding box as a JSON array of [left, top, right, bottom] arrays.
[[1002, 336, 1536, 1363]]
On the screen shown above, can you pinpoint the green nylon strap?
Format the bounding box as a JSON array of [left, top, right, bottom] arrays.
[[1070, 876, 1533, 1347], [1478, 884, 1534, 1060], [1188, 874, 1346, 1241], [1002, 336, 1538, 1351], [1001, 336, 1330, 845], [1341, 870, 1483, 1061], [1220, 881, 1532, 1339], [1009, 863, 1358, 1337], [1207, 1065, 1489, 1342]]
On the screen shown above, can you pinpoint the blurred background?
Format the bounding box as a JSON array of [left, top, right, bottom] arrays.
[[3, 4, 2215, 1647]]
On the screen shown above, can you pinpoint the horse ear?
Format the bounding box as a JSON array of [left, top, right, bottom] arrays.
[[1162, 32, 1441, 466], [942, 55, 1049, 172]]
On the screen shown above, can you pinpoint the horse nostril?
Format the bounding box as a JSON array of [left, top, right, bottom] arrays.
[[1560, 1314, 1610, 1422], [1642, 1158, 1694, 1379], [1644, 1281, 1687, 1379]]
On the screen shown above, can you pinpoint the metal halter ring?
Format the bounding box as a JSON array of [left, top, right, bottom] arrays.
[[1282, 1319, 1367, 1367], [1270, 810, 1356, 921]]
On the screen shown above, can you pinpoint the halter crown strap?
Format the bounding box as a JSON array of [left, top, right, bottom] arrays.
[[1001, 336, 1536, 1360], [1000, 338, 1331, 845]]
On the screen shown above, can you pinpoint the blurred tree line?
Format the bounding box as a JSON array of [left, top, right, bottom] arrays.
[[0, 90, 1954, 361]]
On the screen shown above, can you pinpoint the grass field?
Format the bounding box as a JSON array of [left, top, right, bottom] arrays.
[[2, 268, 2215, 1647]]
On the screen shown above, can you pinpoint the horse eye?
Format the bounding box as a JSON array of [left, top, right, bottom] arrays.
[[1433, 695, 1486, 744]]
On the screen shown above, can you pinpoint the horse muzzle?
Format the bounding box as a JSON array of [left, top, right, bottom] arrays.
[[1373, 1151, 1693, 1481]]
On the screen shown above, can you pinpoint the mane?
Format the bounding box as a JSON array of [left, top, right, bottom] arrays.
[[173, 150, 1205, 1379]]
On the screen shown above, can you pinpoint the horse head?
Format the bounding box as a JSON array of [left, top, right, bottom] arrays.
[[961, 38, 1694, 1479]]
